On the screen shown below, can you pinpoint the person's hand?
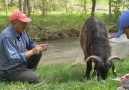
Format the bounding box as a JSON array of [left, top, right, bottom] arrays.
[[121, 74, 129, 79], [39, 44, 48, 51], [26, 44, 48, 58], [30, 44, 48, 55], [120, 73, 129, 86], [31, 45, 44, 55]]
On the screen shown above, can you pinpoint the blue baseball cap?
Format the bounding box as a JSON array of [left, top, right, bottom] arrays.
[[115, 10, 129, 38]]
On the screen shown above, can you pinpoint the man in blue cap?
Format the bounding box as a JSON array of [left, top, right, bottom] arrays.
[[115, 10, 129, 38], [115, 10, 129, 89]]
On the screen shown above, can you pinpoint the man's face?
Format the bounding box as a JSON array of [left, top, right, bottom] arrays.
[[12, 20, 29, 34], [125, 27, 129, 39]]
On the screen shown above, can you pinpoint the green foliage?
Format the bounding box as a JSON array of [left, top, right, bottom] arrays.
[[111, 0, 122, 23], [0, 12, 122, 40], [0, 0, 128, 40], [0, 15, 10, 32], [28, 13, 90, 40]]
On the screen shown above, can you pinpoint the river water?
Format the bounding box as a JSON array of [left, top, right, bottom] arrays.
[[38, 34, 129, 67], [38, 37, 83, 67]]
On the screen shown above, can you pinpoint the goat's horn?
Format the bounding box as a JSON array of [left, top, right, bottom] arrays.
[[86, 56, 102, 63], [107, 56, 123, 62]]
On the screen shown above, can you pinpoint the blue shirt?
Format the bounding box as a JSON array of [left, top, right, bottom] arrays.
[[0, 25, 36, 73]]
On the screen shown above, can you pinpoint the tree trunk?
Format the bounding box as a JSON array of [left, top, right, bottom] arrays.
[[91, 0, 96, 16], [5, 0, 8, 15], [122, 0, 126, 11], [19, 0, 22, 11], [10, 0, 14, 6], [84, 0, 86, 14], [109, 0, 112, 17], [23, 0, 27, 14], [26, 0, 31, 17], [31, 0, 35, 14], [65, 0, 68, 13], [41, 0, 46, 17]]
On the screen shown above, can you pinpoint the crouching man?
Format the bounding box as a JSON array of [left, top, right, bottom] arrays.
[[0, 11, 48, 83]]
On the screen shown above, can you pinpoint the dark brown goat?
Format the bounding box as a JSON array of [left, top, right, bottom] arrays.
[[80, 16, 122, 80]]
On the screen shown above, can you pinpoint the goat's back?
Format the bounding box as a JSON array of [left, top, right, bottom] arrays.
[[80, 16, 111, 60]]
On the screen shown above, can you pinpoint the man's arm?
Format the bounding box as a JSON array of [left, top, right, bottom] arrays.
[[2, 37, 26, 63]]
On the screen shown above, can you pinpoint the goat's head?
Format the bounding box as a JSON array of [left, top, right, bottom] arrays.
[[86, 56, 122, 80]]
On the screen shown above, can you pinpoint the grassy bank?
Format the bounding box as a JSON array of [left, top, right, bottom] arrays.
[[0, 57, 129, 90], [0, 12, 118, 40]]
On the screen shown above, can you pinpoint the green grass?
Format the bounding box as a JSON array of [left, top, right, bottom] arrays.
[[0, 58, 129, 90]]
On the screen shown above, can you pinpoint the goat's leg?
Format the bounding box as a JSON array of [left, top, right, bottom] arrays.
[[97, 72, 101, 81], [92, 70, 96, 78], [92, 65, 97, 78], [112, 64, 117, 77], [83, 50, 87, 60], [85, 60, 92, 79]]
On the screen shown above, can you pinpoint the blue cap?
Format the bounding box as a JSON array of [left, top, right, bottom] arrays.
[[115, 10, 129, 38]]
